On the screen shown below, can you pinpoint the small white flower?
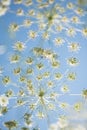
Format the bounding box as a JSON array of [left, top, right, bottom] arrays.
[[36, 112, 45, 119], [54, 37, 64, 46], [0, 4, 8, 16], [68, 43, 81, 52], [67, 28, 76, 37], [13, 41, 26, 52], [1, 0, 11, 6], [0, 95, 9, 107], [61, 84, 69, 93]]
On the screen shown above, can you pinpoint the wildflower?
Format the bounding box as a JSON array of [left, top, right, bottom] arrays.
[[23, 19, 33, 27], [28, 30, 37, 39], [0, 106, 8, 115], [59, 102, 69, 109], [24, 0, 33, 7], [61, 16, 69, 23], [9, 23, 19, 32], [27, 9, 35, 16], [67, 57, 79, 66], [61, 84, 69, 93], [4, 120, 17, 129], [13, 41, 26, 52], [48, 0, 55, 4], [75, 8, 84, 15], [5, 90, 13, 97], [17, 99, 24, 106], [51, 61, 60, 68], [19, 76, 26, 82], [47, 81, 54, 88], [38, 23, 46, 30], [67, 2, 74, 9], [56, 25, 63, 32], [36, 112, 45, 119], [9, 54, 20, 63], [54, 37, 64, 46], [67, 72, 76, 80], [36, 63, 44, 70], [13, 67, 21, 75], [1, 0, 11, 6], [16, 8, 24, 16], [82, 28, 87, 37], [2, 76, 10, 85], [48, 103, 55, 110], [43, 71, 50, 78], [71, 16, 79, 24], [26, 68, 33, 74], [42, 32, 49, 39], [55, 72, 62, 80], [49, 92, 58, 100], [24, 113, 32, 120], [14, 0, 22, 4], [68, 43, 80, 52], [0, 4, 8, 16], [0, 95, 9, 106], [33, 47, 44, 57], [74, 102, 82, 111], [29, 103, 36, 110], [82, 89, 87, 98], [25, 57, 33, 64], [67, 28, 76, 37], [18, 89, 25, 96]]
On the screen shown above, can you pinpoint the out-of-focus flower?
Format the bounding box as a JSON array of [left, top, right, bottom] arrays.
[[0, 4, 8, 16], [14, 0, 23, 4], [82, 89, 87, 98], [82, 28, 87, 37], [4, 120, 17, 129], [1, 0, 11, 6], [0, 95, 9, 107], [0, 0, 11, 16], [57, 118, 69, 129], [74, 102, 82, 111]]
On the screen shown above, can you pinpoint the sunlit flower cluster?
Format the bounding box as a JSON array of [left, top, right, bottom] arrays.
[[0, 0, 87, 129]]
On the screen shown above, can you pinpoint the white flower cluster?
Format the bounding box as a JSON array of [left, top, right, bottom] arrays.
[[0, 95, 9, 107], [0, 0, 11, 16]]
